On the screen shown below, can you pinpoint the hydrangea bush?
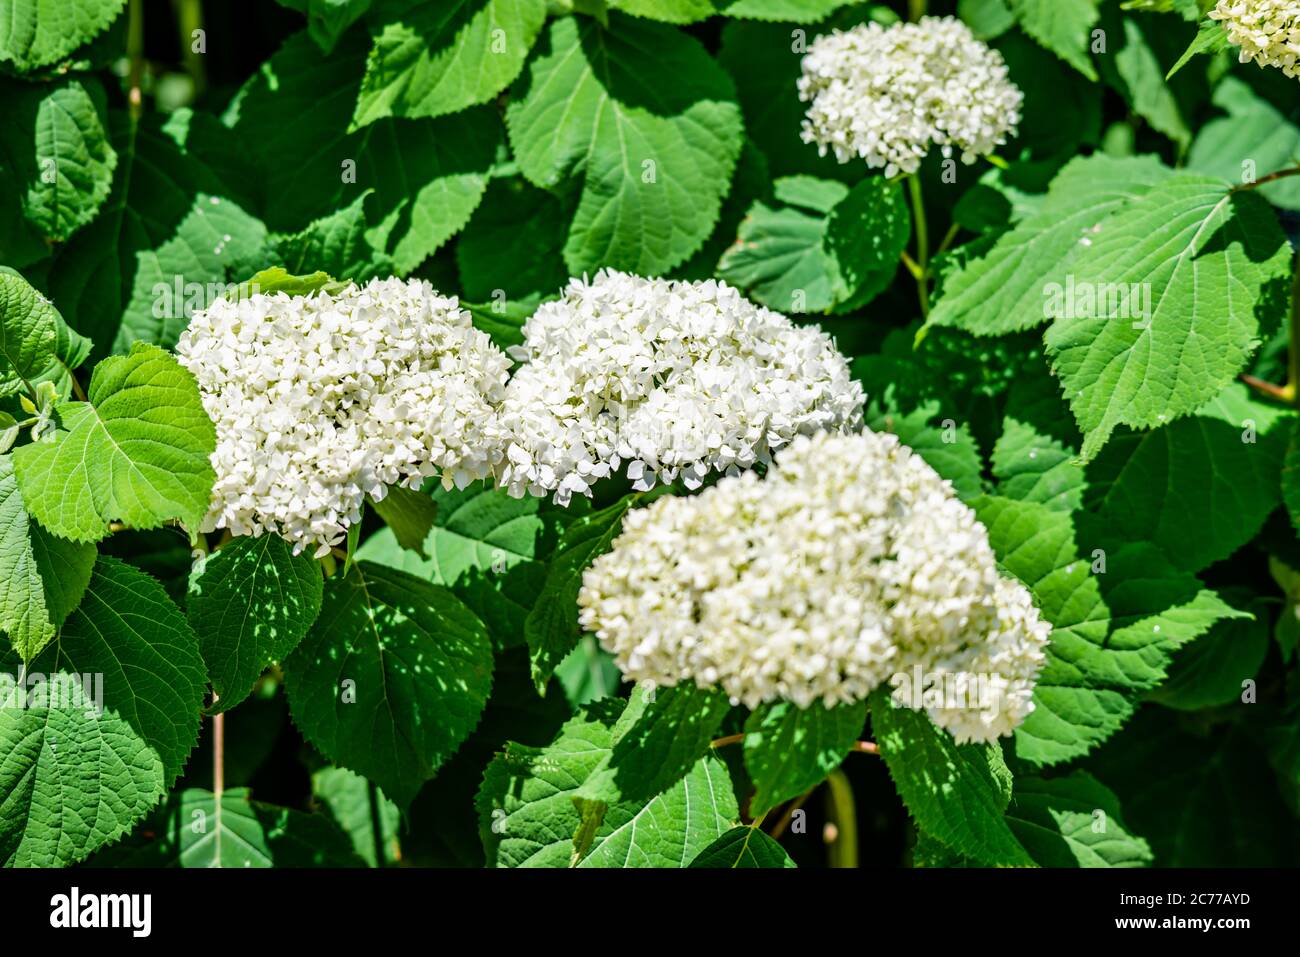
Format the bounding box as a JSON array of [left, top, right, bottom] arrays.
[[0, 0, 1297, 871]]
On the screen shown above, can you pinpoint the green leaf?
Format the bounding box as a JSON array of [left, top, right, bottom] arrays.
[[744, 698, 864, 816], [976, 495, 1248, 765], [871, 690, 1033, 867], [991, 384, 1085, 511], [13, 342, 216, 543], [1082, 384, 1291, 572], [455, 176, 571, 303], [718, 176, 908, 314], [93, 787, 364, 867], [311, 766, 401, 866], [464, 298, 533, 351], [1006, 0, 1100, 81], [577, 682, 733, 804], [1006, 771, 1152, 867], [716, 0, 853, 20], [1101, 14, 1189, 148], [0, 269, 91, 399], [476, 696, 739, 867], [283, 561, 494, 808], [959, 0, 1016, 39], [188, 534, 324, 714], [0, 75, 117, 243], [688, 825, 797, 867], [555, 635, 622, 707], [225, 30, 499, 273], [1043, 176, 1291, 459], [926, 154, 1172, 337], [368, 485, 440, 557], [1188, 75, 1300, 211], [0, 0, 127, 72], [225, 267, 350, 301], [0, 454, 95, 661], [277, 0, 374, 54], [1089, 708, 1298, 866], [1264, 703, 1300, 818], [353, 0, 548, 127], [357, 481, 583, 650], [48, 109, 272, 354], [524, 493, 638, 691], [0, 556, 207, 866], [277, 191, 393, 284], [1166, 14, 1229, 80], [717, 177, 848, 314], [505, 13, 743, 274], [1148, 596, 1269, 711]]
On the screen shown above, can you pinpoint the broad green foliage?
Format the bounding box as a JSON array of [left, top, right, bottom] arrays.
[[357, 481, 583, 650], [353, 0, 548, 127], [872, 691, 1033, 867], [225, 31, 499, 273], [477, 694, 738, 867], [48, 111, 271, 353], [95, 787, 364, 867], [0, 456, 95, 661], [0, 0, 126, 72], [689, 825, 797, 867], [1, 0, 1299, 873], [13, 342, 216, 542], [576, 682, 733, 804], [0, 270, 91, 398], [926, 154, 1173, 337], [506, 13, 743, 274], [311, 767, 402, 866], [0, 76, 117, 244], [1006, 0, 1100, 80], [1044, 176, 1290, 458], [284, 561, 493, 808], [1006, 771, 1152, 867], [524, 493, 638, 690], [1188, 76, 1300, 210], [718, 175, 909, 313], [188, 534, 324, 713], [744, 699, 865, 816], [977, 495, 1246, 765], [0, 557, 206, 867]]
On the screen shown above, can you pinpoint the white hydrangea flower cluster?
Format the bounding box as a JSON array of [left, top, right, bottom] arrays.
[[798, 16, 1023, 177], [578, 430, 1052, 743], [177, 277, 510, 557], [495, 270, 865, 505], [1211, 0, 1300, 78]]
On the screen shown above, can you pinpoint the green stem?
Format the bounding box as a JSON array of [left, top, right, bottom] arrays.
[[935, 222, 960, 259], [907, 174, 931, 319], [126, 0, 145, 122], [212, 703, 224, 863], [824, 769, 857, 868], [172, 0, 206, 97], [1285, 245, 1300, 406], [907, 0, 926, 21], [367, 779, 387, 868]]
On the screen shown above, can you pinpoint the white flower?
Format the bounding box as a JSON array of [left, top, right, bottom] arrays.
[[1211, 0, 1300, 77], [494, 270, 865, 505], [176, 277, 509, 556], [578, 430, 1051, 743], [798, 16, 1023, 177]]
